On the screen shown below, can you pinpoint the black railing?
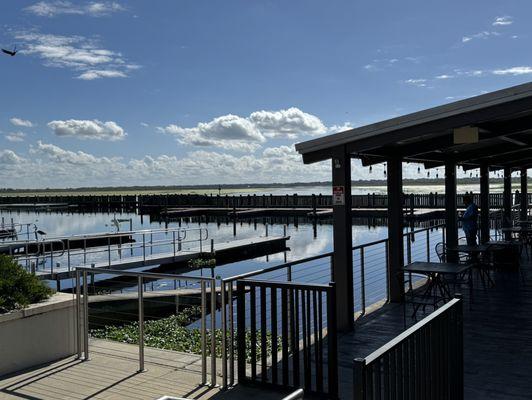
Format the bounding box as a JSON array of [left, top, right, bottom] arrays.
[[236, 279, 338, 398], [353, 297, 463, 400]]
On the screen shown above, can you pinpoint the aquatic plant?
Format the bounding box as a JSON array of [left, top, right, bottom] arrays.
[[0, 255, 54, 314], [89, 308, 279, 361]]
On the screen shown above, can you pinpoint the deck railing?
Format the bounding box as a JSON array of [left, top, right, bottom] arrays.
[[236, 279, 337, 398], [353, 297, 464, 400], [218, 223, 445, 388], [8, 227, 208, 275], [74, 267, 218, 386]]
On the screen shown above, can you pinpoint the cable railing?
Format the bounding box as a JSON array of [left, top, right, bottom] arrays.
[[8, 227, 208, 275], [216, 223, 445, 389], [74, 267, 218, 386]]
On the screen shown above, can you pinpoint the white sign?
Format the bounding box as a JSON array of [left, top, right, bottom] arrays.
[[332, 186, 345, 206]]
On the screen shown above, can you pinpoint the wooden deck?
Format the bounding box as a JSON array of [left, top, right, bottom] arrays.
[[2, 256, 531, 399], [0, 339, 287, 400], [336, 254, 532, 399]]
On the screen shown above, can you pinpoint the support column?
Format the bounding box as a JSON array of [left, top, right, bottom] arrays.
[[503, 167, 512, 226], [445, 161, 458, 261], [331, 146, 354, 331], [480, 165, 490, 244], [521, 168, 528, 221], [387, 157, 404, 303]]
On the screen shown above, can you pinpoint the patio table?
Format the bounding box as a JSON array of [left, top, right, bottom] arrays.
[[402, 261, 472, 319]]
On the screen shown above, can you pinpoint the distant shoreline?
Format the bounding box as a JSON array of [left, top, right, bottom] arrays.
[[0, 177, 529, 196]]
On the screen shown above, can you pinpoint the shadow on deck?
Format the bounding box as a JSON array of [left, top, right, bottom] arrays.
[[337, 255, 532, 400]]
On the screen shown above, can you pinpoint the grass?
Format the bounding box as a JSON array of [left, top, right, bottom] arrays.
[[89, 307, 279, 362]]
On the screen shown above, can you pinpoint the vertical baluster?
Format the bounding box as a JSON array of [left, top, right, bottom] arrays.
[[313, 290, 322, 393], [271, 286, 278, 386], [138, 276, 145, 372], [229, 283, 235, 386], [201, 280, 207, 384], [281, 287, 289, 386], [260, 286, 267, 383], [236, 281, 246, 384], [292, 288, 300, 387], [250, 285, 257, 381], [327, 284, 338, 398]]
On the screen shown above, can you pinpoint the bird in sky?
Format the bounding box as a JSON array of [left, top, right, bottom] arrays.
[[2, 46, 18, 56]]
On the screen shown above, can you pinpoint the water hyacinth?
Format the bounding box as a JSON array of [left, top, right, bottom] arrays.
[[89, 307, 280, 362]]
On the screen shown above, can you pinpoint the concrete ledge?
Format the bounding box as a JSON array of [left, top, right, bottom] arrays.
[[0, 292, 74, 323], [0, 293, 77, 377]]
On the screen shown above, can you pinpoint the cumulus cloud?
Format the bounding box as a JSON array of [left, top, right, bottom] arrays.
[[0, 150, 25, 165], [0, 142, 332, 188], [15, 31, 139, 80], [47, 119, 127, 141], [10, 117, 34, 127], [492, 66, 532, 76], [158, 108, 334, 152], [159, 115, 265, 152], [30, 141, 120, 166], [5, 132, 26, 142], [249, 108, 327, 138], [25, 1, 125, 17], [493, 16, 513, 26]]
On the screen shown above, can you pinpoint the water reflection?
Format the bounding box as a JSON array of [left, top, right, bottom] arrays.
[[0, 209, 442, 291]]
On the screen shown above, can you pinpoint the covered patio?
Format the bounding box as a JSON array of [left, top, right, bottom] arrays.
[[295, 81, 532, 332]]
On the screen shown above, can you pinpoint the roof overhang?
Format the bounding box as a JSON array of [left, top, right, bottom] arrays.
[[295, 82, 532, 171]]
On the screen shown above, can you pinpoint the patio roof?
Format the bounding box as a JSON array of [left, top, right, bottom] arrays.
[[295, 82, 532, 171]]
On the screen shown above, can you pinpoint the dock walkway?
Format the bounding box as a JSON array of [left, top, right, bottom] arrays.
[[36, 236, 288, 280]]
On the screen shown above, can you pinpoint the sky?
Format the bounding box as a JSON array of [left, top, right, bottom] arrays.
[[1, 0, 532, 188]]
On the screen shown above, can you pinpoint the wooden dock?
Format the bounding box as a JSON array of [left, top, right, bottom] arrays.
[[35, 235, 288, 280]]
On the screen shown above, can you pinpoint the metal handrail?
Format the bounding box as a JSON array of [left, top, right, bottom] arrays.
[[74, 268, 218, 386], [13, 227, 209, 272], [218, 222, 446, 389]]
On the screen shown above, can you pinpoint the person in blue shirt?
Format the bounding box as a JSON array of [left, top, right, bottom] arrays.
[[459, 194, 479, 245]]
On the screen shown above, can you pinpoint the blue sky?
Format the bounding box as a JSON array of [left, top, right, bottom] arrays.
[[0, 0, 531, 188]]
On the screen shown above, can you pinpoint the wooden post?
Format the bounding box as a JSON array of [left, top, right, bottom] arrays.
[[387, 157, 404, 303], [480, 165, 490, 244], [503, 167, 512, 230], [331, 145, 354, 331], [445, 162, 458, 261], [521, 168, 528, 220]]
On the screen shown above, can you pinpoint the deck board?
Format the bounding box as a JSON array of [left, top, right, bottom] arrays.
[[336, 254, 532, 399]]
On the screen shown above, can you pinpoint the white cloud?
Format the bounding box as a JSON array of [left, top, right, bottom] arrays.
[[15, 31, 138, 80], [159, 115, 265, 152], [249, 107, 327, 138], [158, 107, 332, 151], [404, 78, 427, 87], [0, 150, 25, 165], [462, 31, 500, 43], [77, 70, 127, 80], [30, 140, 118, 166], [47, 119, 127, 141], [435, 74, 453, 80], [10, 117, 34, 127], [492, 66, 532, 76], [493, 16, 513, 26], [25, 1, 125, 17], [5, 132, 26, 142]]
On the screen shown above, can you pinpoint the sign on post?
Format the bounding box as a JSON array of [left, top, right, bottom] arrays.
[[332, 186, 345, 206]]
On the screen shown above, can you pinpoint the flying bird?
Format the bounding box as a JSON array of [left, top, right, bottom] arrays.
[[2, 46, 18, 56]]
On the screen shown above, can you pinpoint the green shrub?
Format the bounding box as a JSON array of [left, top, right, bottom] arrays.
[[0, 255, 54, 314]]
